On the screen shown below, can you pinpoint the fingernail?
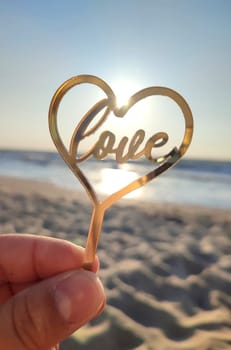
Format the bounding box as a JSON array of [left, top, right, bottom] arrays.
[[54, 270, 105, 325]]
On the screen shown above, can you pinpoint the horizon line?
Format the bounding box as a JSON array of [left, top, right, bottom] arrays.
[[0, 147, 230, 163]]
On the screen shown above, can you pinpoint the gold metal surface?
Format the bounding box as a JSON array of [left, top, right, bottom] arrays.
[[48, 75, 194, 269]]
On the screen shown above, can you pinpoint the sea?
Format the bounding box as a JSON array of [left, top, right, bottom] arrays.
[[0, 149, 230, 210]]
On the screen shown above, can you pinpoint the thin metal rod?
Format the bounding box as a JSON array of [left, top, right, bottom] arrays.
[[83, 204, 105, 270]]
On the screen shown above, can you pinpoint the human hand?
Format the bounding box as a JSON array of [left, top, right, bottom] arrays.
[[0, 234, 106, 350]]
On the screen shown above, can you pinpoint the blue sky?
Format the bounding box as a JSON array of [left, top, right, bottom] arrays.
[[0, 0, 231, 160]]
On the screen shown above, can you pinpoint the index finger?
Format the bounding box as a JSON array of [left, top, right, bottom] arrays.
[[0, 234, 98, 283]]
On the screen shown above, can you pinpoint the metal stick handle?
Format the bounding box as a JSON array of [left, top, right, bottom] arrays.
[[83, 204, 105, 270]]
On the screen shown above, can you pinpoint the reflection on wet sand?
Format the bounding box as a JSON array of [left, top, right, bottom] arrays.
[[97, 167, 144, 199]]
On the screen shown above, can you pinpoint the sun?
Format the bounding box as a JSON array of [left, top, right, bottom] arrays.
[[105, 79, 151, 139], [112, 80, 141, 108]]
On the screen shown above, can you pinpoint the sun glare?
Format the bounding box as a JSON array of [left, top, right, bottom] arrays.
[[97, 168, 142, 199], [100, 79, 152, 142], [112, 80, 140, 108]]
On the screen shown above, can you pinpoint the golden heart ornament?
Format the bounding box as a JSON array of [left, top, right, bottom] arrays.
[[48, 75, 193, 269]]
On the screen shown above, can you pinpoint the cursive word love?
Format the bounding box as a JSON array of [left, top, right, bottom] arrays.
[[72, 127, 168, 164], [89, 129, 168, 164], [69, 98, 171, 164]]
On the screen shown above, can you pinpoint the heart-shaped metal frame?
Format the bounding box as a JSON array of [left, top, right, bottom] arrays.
[[48, 75, 193, 268]]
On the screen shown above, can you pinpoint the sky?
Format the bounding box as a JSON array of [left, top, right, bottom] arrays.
[[0, 0, 231, 161]]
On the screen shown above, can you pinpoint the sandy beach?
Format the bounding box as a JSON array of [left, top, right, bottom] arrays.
[[0, 176, 231, 350]]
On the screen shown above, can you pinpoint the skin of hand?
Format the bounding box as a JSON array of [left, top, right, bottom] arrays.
[[0, 234, 106, 350]]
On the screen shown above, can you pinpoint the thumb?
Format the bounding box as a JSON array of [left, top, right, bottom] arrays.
[[0, 270, 105, 350]]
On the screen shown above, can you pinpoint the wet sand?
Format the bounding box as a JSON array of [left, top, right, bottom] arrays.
[[1, 176, 231, 350]]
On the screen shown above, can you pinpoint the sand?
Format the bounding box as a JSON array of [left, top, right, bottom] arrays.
[[0, 176, 231, 350]]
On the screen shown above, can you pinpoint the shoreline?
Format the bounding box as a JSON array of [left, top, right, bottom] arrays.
[[1, 175, 230, 215]]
